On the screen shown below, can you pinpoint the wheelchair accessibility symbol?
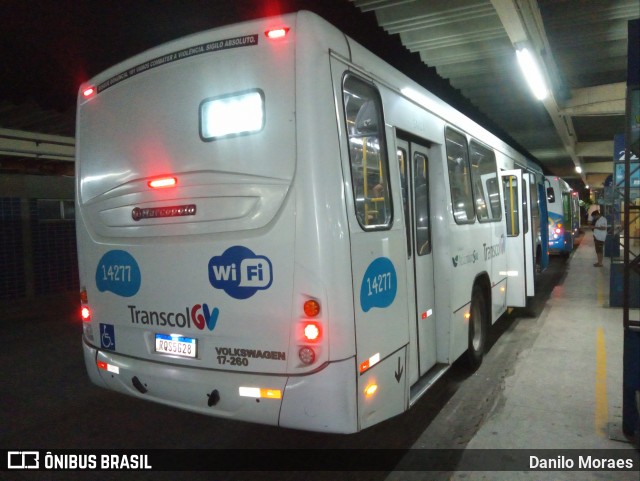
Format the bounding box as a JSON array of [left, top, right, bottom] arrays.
[[100, 323, 116, 351]]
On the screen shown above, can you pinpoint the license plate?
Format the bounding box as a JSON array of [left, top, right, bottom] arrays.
[[155, 333, 197, 358]]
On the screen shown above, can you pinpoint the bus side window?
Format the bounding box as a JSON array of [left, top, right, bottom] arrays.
[[503, 175, 520, 236], [398, 147, 411, 257], [414, 152, 431, 255], [445, 128, 475, 224], [343, 75, 392, 230], [546, 187, 556, 203], [469, 141, 500, 222], [522, 178, 529, 234]]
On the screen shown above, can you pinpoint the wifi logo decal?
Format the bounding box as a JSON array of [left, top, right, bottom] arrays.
[[208, 246, 273, 300]]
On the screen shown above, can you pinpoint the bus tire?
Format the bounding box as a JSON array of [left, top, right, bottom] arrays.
[[466, 284, 487, 370]]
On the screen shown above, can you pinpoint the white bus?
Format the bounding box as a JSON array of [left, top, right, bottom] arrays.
[[546, 176, 580, 256], [76, 11, 548, 433]]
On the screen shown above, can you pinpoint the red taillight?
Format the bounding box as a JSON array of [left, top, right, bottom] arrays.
[[82, 86, 95, 98], [81, 306, 91, 322], [265, 27, 289, 39], [148, 177, 177, 189], [303, 322, 321, 342], [555, 228, 563, 235]]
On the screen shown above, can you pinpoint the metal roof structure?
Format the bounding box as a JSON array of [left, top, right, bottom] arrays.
[[351, 0, 638, 190], [0, 0, 637, 189]]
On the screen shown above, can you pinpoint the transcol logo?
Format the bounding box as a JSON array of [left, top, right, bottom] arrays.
[[128, 303, 219, 331], [208, 246, 273, 299]]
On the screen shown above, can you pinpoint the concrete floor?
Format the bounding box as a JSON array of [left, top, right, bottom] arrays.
[[386, 230, 639, 481]]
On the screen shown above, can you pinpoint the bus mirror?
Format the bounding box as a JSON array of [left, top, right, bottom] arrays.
[[546, 187, 555, 203]]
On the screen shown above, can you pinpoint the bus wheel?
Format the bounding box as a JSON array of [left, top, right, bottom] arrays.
[[466, 284, 487, 370]]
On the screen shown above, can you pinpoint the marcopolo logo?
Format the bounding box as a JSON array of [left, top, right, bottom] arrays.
[[208, 246, 273, 299]]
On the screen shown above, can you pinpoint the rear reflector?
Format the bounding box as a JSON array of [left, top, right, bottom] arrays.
[[359, 352, 380, 373], [97, 361, 120, 374], [239, 387, 282, 399]]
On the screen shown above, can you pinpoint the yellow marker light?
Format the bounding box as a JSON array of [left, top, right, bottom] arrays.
[[364, 384, 378, 397], [464, 312, 471, 320]]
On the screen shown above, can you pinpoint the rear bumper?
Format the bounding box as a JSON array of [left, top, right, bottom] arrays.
[[83, 339, 358, 433]]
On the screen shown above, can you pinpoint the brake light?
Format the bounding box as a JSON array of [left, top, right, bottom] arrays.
[[148, 177, 177, 189], [82, 86, 96, 98], [265, 27, 289, 39], [303, 322, 321, 342]]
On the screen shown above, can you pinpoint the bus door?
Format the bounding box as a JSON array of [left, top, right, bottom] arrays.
[[397, 138, 436, 381], [523, 173, 535, 297], [500, 169, 527, 307], [336, 68, 409, 429], [536, 180, 550, 271]]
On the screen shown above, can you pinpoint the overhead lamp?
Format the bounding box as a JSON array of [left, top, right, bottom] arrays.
[[516, 46, 548, 100], [575, 165, 583, 174]]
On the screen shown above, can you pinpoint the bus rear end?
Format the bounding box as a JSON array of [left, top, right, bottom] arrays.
[[76, 13, 355, 432]]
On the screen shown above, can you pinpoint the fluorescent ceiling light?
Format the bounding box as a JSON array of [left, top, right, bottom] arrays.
[[516, 47, 548, 100], [575, 166, 583, 174]]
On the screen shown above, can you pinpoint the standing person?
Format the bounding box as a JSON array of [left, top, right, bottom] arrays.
[[592, 210, 607, 267]]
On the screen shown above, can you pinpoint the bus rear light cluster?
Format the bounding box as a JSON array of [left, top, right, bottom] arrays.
[[80, 288, 94, 342], [298, 299, 322, 365], [80, 288, 91, 322]]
